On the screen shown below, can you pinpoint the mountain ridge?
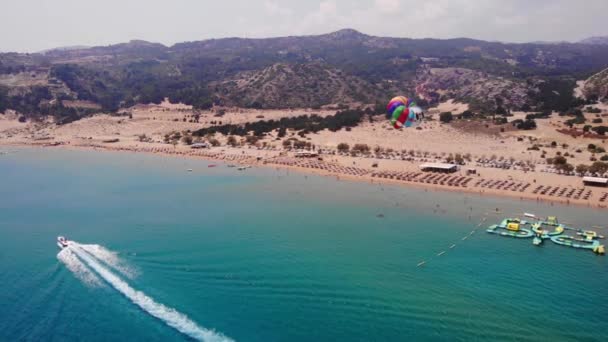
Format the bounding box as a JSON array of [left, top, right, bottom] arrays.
[[1, 29, 607, 122]]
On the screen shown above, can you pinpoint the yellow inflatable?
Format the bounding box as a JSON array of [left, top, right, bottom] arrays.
[[507, 223, 520, 231]]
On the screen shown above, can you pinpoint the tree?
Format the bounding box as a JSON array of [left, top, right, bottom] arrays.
[[352, 144, 370, 154], [277, 126, 287, 138], [227, 135, 238, 147], [208, 138, 220, 146], [553, 155, 567, 166], [493, 96, 504, 120], [461, 110, 474, 119], [293, 140, 307, 149], [439, 112, 453, 123], [245, 135, 259, 145], [589, 161, 608, 175], [576, 164, 589, 174], [592, 126, 608, 135], [494, 117, 508, 125], [337, 143, 350, 153], [181, 135, 193, 145], [514, 119, 536, 130], [454, 154, 464, 165]]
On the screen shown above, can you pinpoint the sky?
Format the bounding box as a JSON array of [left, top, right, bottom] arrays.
[[1, 0, 607, 52]]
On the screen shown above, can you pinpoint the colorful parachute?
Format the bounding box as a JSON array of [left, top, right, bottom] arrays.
[[387, 96, 422, 129]]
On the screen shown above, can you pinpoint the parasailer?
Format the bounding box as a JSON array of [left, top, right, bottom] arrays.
[[386, 96, 423, 129]]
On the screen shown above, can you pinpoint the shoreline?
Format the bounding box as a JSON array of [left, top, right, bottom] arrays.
[[3, 141, 607, 211]]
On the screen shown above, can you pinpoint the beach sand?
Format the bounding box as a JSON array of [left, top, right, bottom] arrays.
[[1, 101, 607, 209]]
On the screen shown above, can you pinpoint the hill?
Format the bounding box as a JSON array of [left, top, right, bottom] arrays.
[[579, 36, 608, 45], [583, 67, 608, 100], [2, 29, 608, 122], [212, 62, 383, 109], [416, 67, 532, 110]]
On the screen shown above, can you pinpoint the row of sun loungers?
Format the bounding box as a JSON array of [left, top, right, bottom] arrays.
[[370, 171, 421, 181], [370, 171, 473, 187], [473, 179, 531, 192], [266, 157, 370, 177], [532, 186, 592, 200], [415, 173, 472, 187]]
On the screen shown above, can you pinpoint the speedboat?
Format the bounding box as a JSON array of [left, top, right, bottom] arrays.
[[57, 236, 69, 249]]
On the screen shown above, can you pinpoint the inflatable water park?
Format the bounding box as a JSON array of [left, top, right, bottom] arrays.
[[487, 214, 605, 255]]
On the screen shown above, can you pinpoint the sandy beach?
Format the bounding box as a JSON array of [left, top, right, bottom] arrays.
[[2, 101, 608, 209]]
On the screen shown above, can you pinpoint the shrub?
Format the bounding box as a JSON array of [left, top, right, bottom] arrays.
[[576, 164, 589, 174], [181, 135, 193, 145], [495, 117, 508, 125], [337, 143, 350, 153], [245, 135, 259, 145], [565, 116, 585, 126], [513, 119, 537, 130], [439, 112, 453, 123], [352, 144, 370, 154], [592, 126, 608, 135], [526, 112, 551, 120], [589, 161, 608, 174], [557, 163, 574, 173]]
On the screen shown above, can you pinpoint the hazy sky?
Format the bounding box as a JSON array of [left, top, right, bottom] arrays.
[[1, 0, 607, 52]]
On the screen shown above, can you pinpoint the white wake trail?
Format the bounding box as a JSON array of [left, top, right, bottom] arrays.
[[68, 243, 233, 342], [57, 248, 102, 287], [76, 244, 137, 279]]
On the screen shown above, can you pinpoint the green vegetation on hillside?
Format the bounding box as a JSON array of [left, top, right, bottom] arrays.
[[193, 109, 378, 137]]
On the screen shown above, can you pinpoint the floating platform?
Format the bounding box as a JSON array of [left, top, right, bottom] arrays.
[[487, 224, 534, 238], [487, 216, 605, 255], [486, 218, 534, 238], [550, 235, 605, 254]]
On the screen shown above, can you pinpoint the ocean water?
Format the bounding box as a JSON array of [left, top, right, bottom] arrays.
[[0, 147, 607, 341]]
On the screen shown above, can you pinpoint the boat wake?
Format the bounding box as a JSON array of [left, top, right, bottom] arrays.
[[76, 243, 138, 279], [57, 248, 102, 287], [58, 241, 233, 342]]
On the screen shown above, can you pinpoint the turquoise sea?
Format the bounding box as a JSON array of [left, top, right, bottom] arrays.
[[1, 147, 607, 341]]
